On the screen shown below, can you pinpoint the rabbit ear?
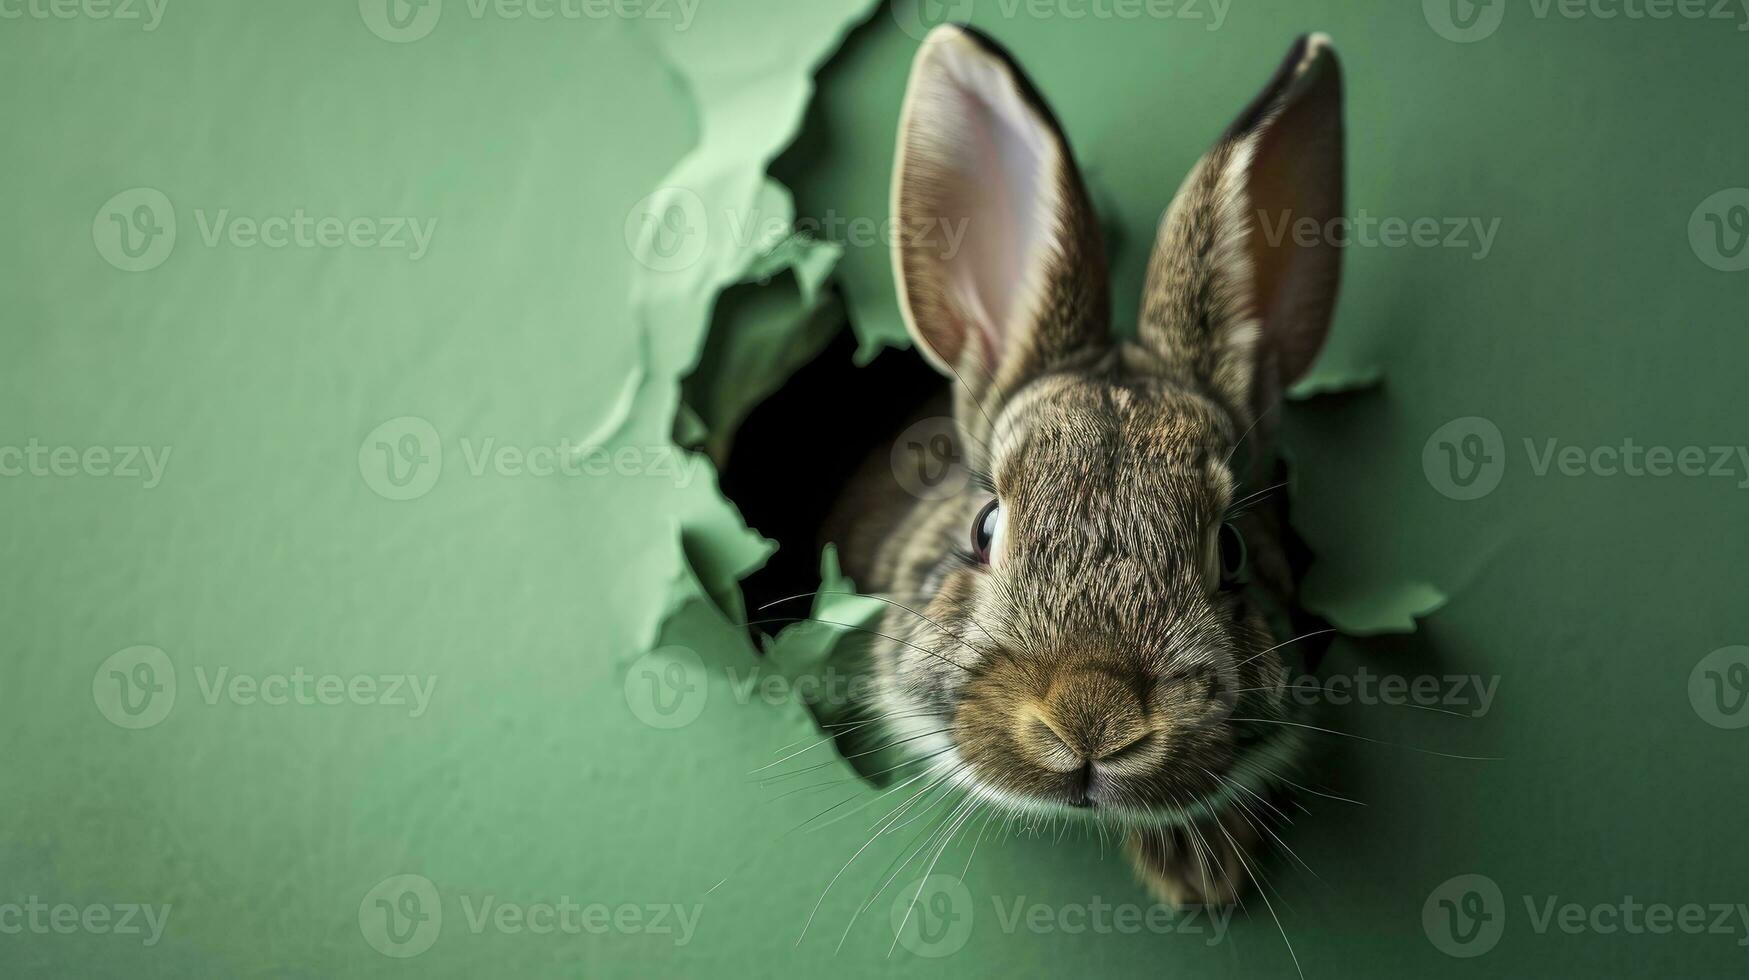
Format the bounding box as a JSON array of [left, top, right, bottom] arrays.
[[1137, 34, 1344, 420], [892, 25, 1110, 395]]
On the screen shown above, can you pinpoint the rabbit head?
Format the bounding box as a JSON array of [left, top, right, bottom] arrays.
[[871, 24, 1344, 826]]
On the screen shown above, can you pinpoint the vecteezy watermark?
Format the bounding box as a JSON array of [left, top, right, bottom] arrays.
[[93, 189, 436, 272], [890, 874, 1232, 957], [454, 895, 700, 945], [725, 665, 877, 712], [0, 0, 167, 29], [188, 209, 436, 260], [1422, 417, 1507, 501], [623, 187, 708, 274], [1424, 873, 1749, 957], [627, 654, 877, 730], [892, 875, 977, 958], [92, 188, 176, 272], [988, 894, 1233, 944], [1283, 668, 1500, 718], [91, 646, 177, 730], [1257, 210, 1502, 261], [723, 209, 969, 264], [1690, 188, 1749, 272], [0, 899, 171, 947], [1424, 874, 1506, 957], [358, 417, 442, 501], [358, 0, 698, 43], [451, 439, 704, 488], [622, 186, 970, 273], [1423, 417, 1749, 501], [891, 0, 1230, 41], [359, 875, 443, 958], [1425, 0, 1749, 42], [0, 440, 171, 489], [888, 418, 1264, 503], [623, 646, 708, 729], [356, 416, 708, 502], [1689, 646, 1749, 729], [358, 874, 701, 957], [92, 646, 438, 729], [188, 667, 436, 717], [890, 416, 971, 502]]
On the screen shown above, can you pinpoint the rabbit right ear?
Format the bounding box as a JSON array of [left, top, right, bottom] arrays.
[[1137, 34, 1345, 423], [891, 25, 1110, 397]]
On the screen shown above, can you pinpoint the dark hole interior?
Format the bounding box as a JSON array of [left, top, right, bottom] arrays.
[[713, 310, 1333, 673], [717, 319, 942, 630]]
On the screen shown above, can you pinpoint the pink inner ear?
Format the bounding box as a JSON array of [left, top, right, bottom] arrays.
[[923, 46, 1058, 372], [1241, 38, 1344, 387]]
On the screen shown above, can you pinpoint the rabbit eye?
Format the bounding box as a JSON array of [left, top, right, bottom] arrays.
[[971, 500, 1002, 564], [1218, 521, 1249, 589]]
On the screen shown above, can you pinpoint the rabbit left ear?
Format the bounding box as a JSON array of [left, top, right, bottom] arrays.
[[1138, 34, 1345, 419], [891, 25, 1110, 396]]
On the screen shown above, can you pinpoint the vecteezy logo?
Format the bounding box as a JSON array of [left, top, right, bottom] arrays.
[[358, 417, 443, 501], [1423, 416, 1506, 501], [891, 416, 970, 501], [891, 874, 973, 957], [1423, 873, 1505, 958], [359, 0, 443, 43], [93, 188, 177, 272], [92, 645, 177, 729], [1689, 189, 1749, 273], [1423, 0, 1506, 42], [359, 874, 442, 958], [623, 187, 708, 273], [1689, 646, 1749, 730], [891, 0, 977, 41], [623, 646, 708, 729]]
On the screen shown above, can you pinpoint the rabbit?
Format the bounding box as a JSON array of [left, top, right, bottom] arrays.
[[824, 24, 1345, 907]]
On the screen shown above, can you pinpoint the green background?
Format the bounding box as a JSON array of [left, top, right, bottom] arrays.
[[4, 0, 1747, 976]]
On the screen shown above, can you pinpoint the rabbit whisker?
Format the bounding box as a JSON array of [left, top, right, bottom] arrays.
[[834, 790, 968, 954], [750, 719, 889, 775], [760, 709, 943, 770], [1209, 771, 1320, 886], [796, 759, 965, 945], [1227, 717, 1499, 761], [784, 747, 961, 829], [1211, 813, 1305, 980], [886, 793, 983, 957], [759, 728, 955, 785], [1231, 628, 1337, 671], [792, 756, 953, 836], [768, 707, 938, 756], [1223, 683, 1477, 719], [739, 614, 972, 674], [1166, 791, 1223, 905], [759, 590, 994, 660], [1273, 774, 1363, 807], [748, 595, 986, 668]]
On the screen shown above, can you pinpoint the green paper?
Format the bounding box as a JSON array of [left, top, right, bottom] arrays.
[[1288, 363, 1385, 399], [8, 2, 1749, 978], [681, 236, 846, 462], [1301, 575, 1449, 636]]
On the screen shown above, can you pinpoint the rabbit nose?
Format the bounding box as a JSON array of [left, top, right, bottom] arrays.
[[1017, 669, 1152, 771]]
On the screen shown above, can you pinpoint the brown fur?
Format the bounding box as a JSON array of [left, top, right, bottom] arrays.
[[831, 26, 1345, 908]]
